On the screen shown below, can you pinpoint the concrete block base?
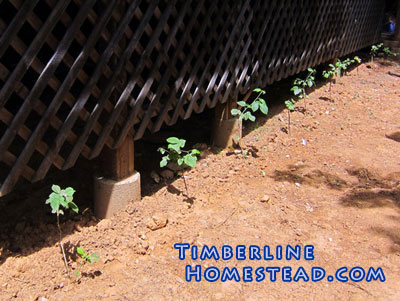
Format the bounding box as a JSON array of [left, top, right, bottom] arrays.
[[94, 171, 141, 219], [212, 117, 242, 148]]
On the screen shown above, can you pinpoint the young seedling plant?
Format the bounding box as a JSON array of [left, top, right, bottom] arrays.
[[46, 185, 78, 278], [284, 98, 296, 135], [291, 68, 316, 110], [383, 47, 399, 59], [158, 137, 200, 197], [322, 57, 359, 94], [336, 58, 354, 76], [230, 88, 269, 137], [322, 64, 338, 92], [76, 247, 100, 277], [353, 56, 362, 74], [370, 43, 383, 62]]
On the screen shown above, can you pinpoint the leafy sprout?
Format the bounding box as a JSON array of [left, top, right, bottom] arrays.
[[231, 88, 269, 122], [76, 247, 100, 276], [370, 43, 383, 62], [46, 185, 78, 215], [45, 185, 79, 278], [158, 137, 201, 197], [291, 68, 316, 99], [353, 56, 362, 64], [158, 137, 200, 169], [284, 99, 296, 135], [383, 47, 399, 58]]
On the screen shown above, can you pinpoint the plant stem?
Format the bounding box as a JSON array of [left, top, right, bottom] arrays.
[[57, 211, 70, 278], [239, 117, 243, 141], [182, 174, 189, 197], [287, 110, 291, 135], [76, 261, 86, 278]]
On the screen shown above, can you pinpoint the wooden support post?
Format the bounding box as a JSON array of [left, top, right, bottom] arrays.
[[100, 135, 135, 180], [212, 99, 242, 148], [94, 135, 140, 219], [395, 0, 400, 41]]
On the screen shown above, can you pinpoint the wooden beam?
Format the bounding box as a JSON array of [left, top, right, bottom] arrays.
[[100, 135, 134, 181]]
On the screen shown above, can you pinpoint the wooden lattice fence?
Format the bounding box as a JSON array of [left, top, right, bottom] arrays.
[[0, 0, 384, 196]]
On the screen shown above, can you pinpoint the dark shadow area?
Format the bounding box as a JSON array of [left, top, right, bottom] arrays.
[[340, 187, 400, 209], [76, 270, 103, 282], [339, 168, 400, 209], [166, 184, 181, 196], [0, 46, 381, 265], [319, 96, 335, 103], [167, 184, 196, 206], [136, 107, 212, 198], [386, 132, 400, 142], [270, 165, 400, 195], [0, 156, 98, 265], [371, 226, 400, 253], [345, 168, 394, 189], [341, 168, 400, 208], [338, 167, 400, 253], [270, 164, 349, 191]]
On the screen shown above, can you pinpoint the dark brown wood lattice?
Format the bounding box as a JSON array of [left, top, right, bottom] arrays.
[[0, 0, 384, 196]]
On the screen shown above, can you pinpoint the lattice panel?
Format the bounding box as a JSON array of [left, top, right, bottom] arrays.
[[0, 0, 384, 196]]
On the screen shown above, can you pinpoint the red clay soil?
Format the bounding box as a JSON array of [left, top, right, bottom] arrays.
[[0, 59, 400, 300]]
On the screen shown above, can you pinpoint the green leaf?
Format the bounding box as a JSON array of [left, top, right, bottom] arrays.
[[69, 201, 79, 214], [253, 88, 262, 92], [291, 86, 302, 96], [307, 79, 314, 88], [160, 156, 169, 168], [46, 192, 58, 204], [65, 187, 75, 197], [166, 137, 180, 144], [242, 111, 251, 121], [258, 98, 266, 105], [177, 139, 186, 148], [177, 158, 184, 166], [259, 103, 269, 115], [248, 114, 256, 122], [191, 149, 201, 155], [251, 101, 259, 112], [231, 108, 241, 116], [157, 147, 166, 154], [88, 253, 100, 263], [183, 154, 197, 168], [285, 100, 295, 111], [59, 197, 67, 208], [77, 247, 86, 256], [237, 101, 247, 107], [52, 185, 61, 194], [50, 198, 60, 213], [168, 144, 181, 154]]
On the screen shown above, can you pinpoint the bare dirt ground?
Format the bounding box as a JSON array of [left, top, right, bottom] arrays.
[[0, 58, 400, 300]]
